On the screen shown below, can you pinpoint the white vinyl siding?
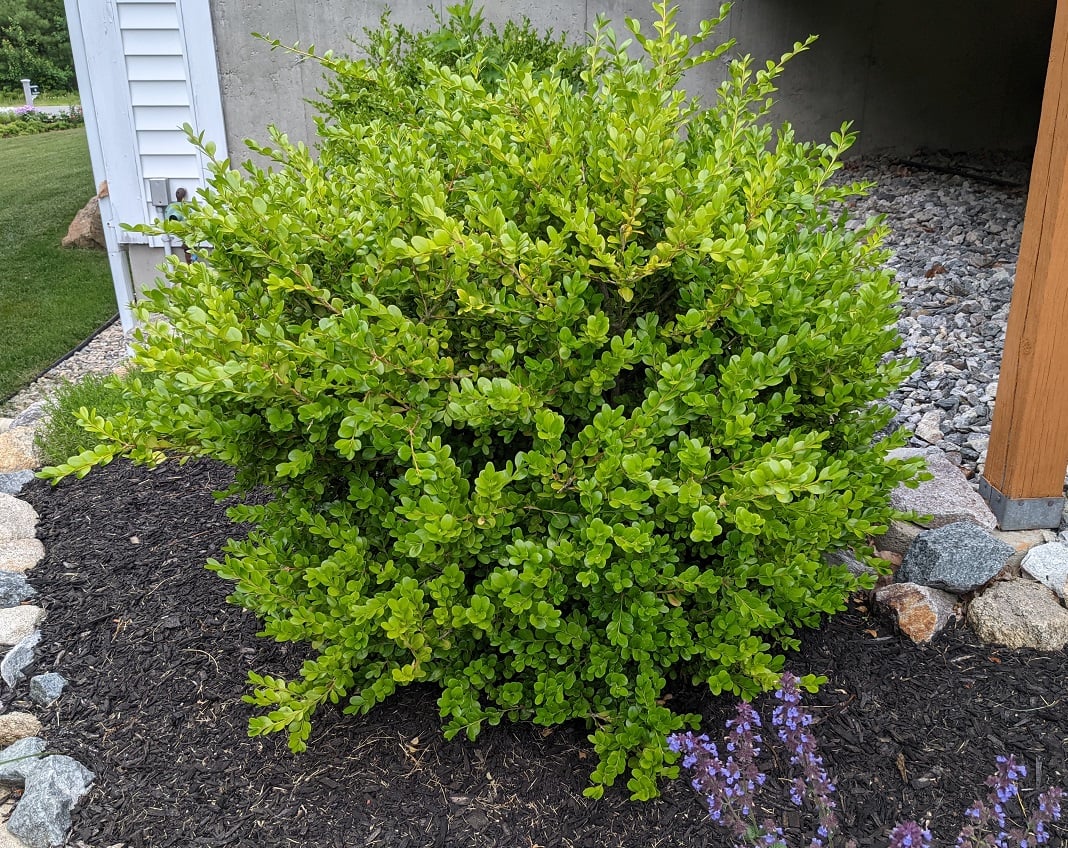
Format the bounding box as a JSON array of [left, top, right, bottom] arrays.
[[125, 55, 187, 80], [140, 153, 202, 178], [121, 28, 182, 54], [136, 129, 190, 155], [128, 79, 190, 106], [66, 0, 228, 330], [117, 2, 179, 29], [133, 104, 193, 130], [109, 0, 207, 233]]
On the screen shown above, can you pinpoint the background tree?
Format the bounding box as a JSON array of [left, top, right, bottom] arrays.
[[0, 0, 75, 94]]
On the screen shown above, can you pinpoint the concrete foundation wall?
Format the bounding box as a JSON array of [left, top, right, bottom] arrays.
[[209, 0, 1054, 160]]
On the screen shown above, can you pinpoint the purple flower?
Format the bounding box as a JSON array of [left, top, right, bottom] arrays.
[[771, 673, 839, 841], [888, 821, 932, 848], [672, 680, 1064, 848], [1026, 785, 1064, 846], [668, 728, 751, 837], [991, 755, 1027, 804], [953, 760, 1064, 848]]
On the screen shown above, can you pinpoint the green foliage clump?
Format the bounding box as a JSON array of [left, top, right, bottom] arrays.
[[0, 106, 82, 138], [34, 370, 141, 466], [306, 0, 584, 126], [43, 3, 920, 799], [0, 0, 74, 93]]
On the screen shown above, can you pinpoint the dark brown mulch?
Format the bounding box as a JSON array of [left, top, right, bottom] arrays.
[[16, 459, 1068, 848]]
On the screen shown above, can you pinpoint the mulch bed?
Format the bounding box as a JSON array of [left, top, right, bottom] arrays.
[[16, 459, 1068, 847]]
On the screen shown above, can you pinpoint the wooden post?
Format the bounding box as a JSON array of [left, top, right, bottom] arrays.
[[980, 0, 1068, 530]]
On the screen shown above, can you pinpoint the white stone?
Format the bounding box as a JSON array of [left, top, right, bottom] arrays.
[[914, 409, 943, 444], [0, 608, 43, 647], [967, 580, 1068, 651], [0, 431, 37, 475], [0, 540, 44, 575], [990, 528, 1048, 573], [1021, 543, 1068, 600], [0, 497, 37, 542], [0, 714, 42, 748]]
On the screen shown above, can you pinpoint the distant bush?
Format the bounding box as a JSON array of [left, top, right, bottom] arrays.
[[0, 106, 83, 139], [43, 2, 919, 799]]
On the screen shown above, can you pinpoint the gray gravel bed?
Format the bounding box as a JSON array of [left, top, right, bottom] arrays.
[[842, 153, 1030, 478]]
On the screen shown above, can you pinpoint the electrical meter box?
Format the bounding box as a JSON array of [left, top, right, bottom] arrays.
[[148, 179, 170, 207]]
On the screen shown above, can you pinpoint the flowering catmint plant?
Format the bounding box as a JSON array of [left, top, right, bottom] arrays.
[[668, 704, 784, 847], [954, 756, 1064, 848], [888, 821, 932, 848], [771, 674, 839, 847], [669, 673, 1064, 848]]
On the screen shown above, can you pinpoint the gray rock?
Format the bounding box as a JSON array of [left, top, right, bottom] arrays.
[[0, 737, 46, 784], [898, 521, 1015, 594], [0, 572, 35, 607], [1021, 542, 1068, 600], [875, 582, 958, 643], [28, 673, 65, 708], [824, 548, 876, 577], [2, 631, 40, 688], [0, 472, 34, 496], [7, 755, 93, 848], [9, 403, 46, 431], [0, 539, 44, 575], [888, 448, 997, 531], [967, 580, 1068, 651], [0, 495, 37, 542], [872, 520, 924, 556], [0, 824, 32, 847]]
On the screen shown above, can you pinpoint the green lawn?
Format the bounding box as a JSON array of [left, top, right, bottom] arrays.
[[0, 91, 80, 107], [0, 128, 117, 403]]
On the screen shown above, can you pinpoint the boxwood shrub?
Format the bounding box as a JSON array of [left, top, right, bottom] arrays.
[[45, 2, 919, 798]]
